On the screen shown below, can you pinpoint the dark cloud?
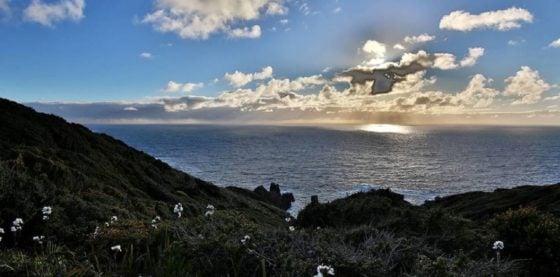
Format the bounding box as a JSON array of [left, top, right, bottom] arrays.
[[339, 62, 426, 95]]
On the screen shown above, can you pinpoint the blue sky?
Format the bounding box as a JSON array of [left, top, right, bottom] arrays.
[[1, 0, 560, 124]]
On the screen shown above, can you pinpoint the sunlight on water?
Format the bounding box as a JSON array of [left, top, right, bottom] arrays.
[[358, 124, 412, 134]]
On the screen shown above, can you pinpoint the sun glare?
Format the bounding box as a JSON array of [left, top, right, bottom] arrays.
[[359, 124, 412, 134]]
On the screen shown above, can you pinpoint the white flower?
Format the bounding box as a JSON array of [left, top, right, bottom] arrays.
[[205, 204, 215, 217], [173, 203, 184, 218], [493, 240, 504, 250], [13, 218, 23, 227], [314, 264, 335, 277], [32, 235, 45, 244], [104, 222, 110, 227], [240, 235, 251, 245], [0, 228, 4, 234], [111, 245, 122, 252], [42, 215, 49, 220], [42, 206, 52, 215], [110, 216, 118, 223], [289, 226, 295, 232], [285, 217, 291, 222], [316, 226, 321, 230], [154, 216, 161, 221], [12, 218, 23, 232]]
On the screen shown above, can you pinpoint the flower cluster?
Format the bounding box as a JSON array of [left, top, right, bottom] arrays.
[[11, 218, 24, 232], [151, 215, 161, 229], [240, 235, 251, 245], [32, 235, 45, 245], [173, 203, 184, 218], [314, 264, 335, 277], [205, 204, 215, 217], [41, 206, 52, 220], [493, 240, 504, 251]]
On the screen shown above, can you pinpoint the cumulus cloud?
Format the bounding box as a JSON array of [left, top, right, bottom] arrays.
[[140, 52, 153, 59], [439, 7, 533, 32], [224, 66, 273, 87], [504, 66, 552, 105], [23, 0, 85, 27], [362, 40, 386, 60], [163, 81, 204, 93], [343, 47, 485, 95], [393, 43, 406, 51], [228, 25, 261, 38], [142, 0, 287, 40], [548, 38, 560, 48]]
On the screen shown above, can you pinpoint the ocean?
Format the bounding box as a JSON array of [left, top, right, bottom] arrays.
[[89, 124, 560, 212]]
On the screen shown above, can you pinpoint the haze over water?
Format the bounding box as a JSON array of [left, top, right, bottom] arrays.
[[90, 124, 560, 211]]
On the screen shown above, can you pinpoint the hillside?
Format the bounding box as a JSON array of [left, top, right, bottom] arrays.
[[0, 98, 286, 245]]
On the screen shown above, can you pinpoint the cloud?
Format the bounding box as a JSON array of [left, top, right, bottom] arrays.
[[393, 44, 406, 51], [439, 7, 533, 32], [23, 0, 85, 27], [403, 33, 435, 45], [228, 25, 261, 38], [139, 52, 153, 59], [0, 0, 10, 14], [504, 66, 552, 105], [163, 81, 204, 93], [224, 66, 273, 87], [548, 38, 560, 48], [362, 40, 386, 59], [459, 47, 485, 67], [123, 106, 138, 111], [266, 1, 288, 15], [142, 0, 287, 40]]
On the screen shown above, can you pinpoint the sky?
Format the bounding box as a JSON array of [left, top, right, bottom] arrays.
[[1, 0, 560, 125]]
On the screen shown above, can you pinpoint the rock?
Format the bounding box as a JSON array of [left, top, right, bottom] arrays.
[[310, 195, 319, 205], [252, 183, 295, 210]]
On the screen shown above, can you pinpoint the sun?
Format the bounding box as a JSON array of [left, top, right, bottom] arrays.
[[358, 124, 412, 134]]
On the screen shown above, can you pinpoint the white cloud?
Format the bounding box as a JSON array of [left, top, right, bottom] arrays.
[[279, 19, 288, 25], [459, 47, 485, 67], [403, 33, 435, 45], [439, 7, 533, 32], [140, 52, 153, 59], [401, 47, 484, 70], [23, 0, 85, 27], [504, 66, 552, 105], [393, 43, 406, 51], [266, 1, 288, 15], [332, 7, 341, 14], [455, 74, 499, 108], [548, 38, 560, 48], [143, 0, 287, 40], [362, 40, 386, 59], [228, 25, 261, 38], [163, 81, 204, 93], [124, 106, 138, 111], [224, 66, 273, 87]]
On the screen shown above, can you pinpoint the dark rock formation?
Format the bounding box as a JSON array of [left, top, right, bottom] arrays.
[[252, 183, 295, 210]]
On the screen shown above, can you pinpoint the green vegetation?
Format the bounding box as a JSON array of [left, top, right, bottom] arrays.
[[1, 98, 559, 276]]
